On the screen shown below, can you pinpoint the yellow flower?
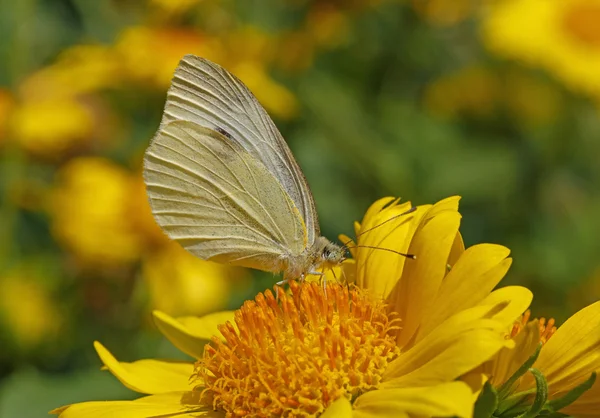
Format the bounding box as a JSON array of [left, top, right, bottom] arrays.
[[483, 0, 600, 99], [19, 45, 121, 99], [478, 303, 600, 417], [115, 26, 210, 89], [150, 0, 201, 15], [142, 242, 249, 317], [230, 61, 299, 120], [0, 88, 14, 143], [411, 0, 475, 27], [424, 65, 561, 126], [306, 4, 350, 49], [50, 157, 145, 266], [216, 27, 300, 119], [0, 269, 62, 351], [52, 197, 532, 417], [8, 45, 119, 157], [10, 98, 96, 156], [424, 66, 500, 119]]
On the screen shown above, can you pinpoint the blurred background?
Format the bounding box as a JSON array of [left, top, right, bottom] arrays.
[[1, 0, 599, 415]]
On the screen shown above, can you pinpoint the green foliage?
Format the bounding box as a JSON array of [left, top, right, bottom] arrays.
[[0, 0, 599, 415]]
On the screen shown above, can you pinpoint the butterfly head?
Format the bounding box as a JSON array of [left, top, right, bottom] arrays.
[[318, 239, 346, 267]]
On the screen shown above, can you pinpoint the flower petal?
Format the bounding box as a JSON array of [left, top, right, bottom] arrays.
[[353, 382, 474, 418], [418, 244, 512, 339], [390, 209, 462, 347], [94, 341, 195, 394], [51, 392, 220, 418], [424, 195, 460, 217], [321, 397, 353, 418], [384, 304, 511, 387], [527, 301, 600, 392], [448, 231, 465, 267], [486, 319, 541, 387], [563, 375, 600, 418], [355, 199, 425, 299], [479, 285, 533, 327], [152, 310, 234, 359]]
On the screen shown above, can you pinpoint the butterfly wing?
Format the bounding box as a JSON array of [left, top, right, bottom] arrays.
[[156, 55, 320, 245], [144, 120, 307, 271]]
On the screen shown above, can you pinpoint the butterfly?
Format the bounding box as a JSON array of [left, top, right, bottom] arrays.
[[143, 55, 346, 281]]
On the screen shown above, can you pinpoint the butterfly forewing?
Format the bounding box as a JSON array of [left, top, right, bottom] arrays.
[[144, 120, 307, 272], [158, 55, 320, 245]]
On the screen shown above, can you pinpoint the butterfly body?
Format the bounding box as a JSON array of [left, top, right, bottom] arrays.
[[144, 55, 344, 280], [281, 236, 345, 280]]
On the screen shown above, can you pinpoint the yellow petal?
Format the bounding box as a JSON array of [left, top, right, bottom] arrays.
[[94, 341, 195, 394], [338, 234, 356, 259], [527, 301, 600, 391], [384, 304, 511, 386], [360, 197, 397, 227], [353, 382, 474, 418], [390, 210, 462, 347], [321, 397, 353, 418], [355, 200, 425, 299], [418, 244, 511, 339], [461, 370, 488, 402], [479, 286, 533, 327], [486, 320, 541, 387], [152, 310, 234, 359], [447, 230, 465, 266], [423, 195, 461, 217], [563, 375, 600, 417], [385, 328, 508, 389], [51, 392, 217, 418]]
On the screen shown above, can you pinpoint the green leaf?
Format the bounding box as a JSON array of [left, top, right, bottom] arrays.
[[515, 368, 548, 418], [474, 380, 499, 418], [498, 343, 542, 400], [545, 372, 596, 413]]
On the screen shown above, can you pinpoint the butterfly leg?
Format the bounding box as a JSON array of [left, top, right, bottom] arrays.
[[308, 270, 327, 297], [276, 278, 290, 286]]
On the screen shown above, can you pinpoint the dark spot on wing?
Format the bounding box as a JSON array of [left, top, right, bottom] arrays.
[[215, 126, 233, 140]]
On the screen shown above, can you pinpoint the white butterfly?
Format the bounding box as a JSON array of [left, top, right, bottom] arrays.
[[143, 55, 345, 280]]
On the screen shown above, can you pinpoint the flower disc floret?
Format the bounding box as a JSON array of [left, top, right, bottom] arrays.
[[198, 281, 401, 417]]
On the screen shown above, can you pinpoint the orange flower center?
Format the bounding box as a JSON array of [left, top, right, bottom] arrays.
[[510, 309, 557, 344], [196, 281, 400, 417], [562, 3, 600, 48]]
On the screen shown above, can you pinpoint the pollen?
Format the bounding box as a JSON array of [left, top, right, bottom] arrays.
[[510, 309, 557, 343], [196, 281, 401, 417]]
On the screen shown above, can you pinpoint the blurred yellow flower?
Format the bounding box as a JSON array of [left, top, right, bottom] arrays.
[[503, 70, 562, 127], [10, 98, 96, 156], [53, 196, 532, 417], [150, 0, 201, 15], [50, 157, 145, 266], [306, 4, 350, 48], [7, 45, 120, 157], [223, 27, 274, 65], [0, 89, 14, 143], [115, 26, 211, 89], [483, 0, 600, 99], [128, 174, 170, 248], [425, 65, 561, 126], [412, 0, 474, 26], [424, 65, 500, 119], [0, 270, 62, 351], [477, 303, 600, 417], [231, 61, 299, 120], [19, 45, 121, 100], [142, 242, 248, 317]]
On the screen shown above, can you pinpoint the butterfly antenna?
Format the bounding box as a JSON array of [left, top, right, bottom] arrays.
[[345, 244, 416, 260], [342, 206, 417, 253], [354, 205, 417, 240]]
